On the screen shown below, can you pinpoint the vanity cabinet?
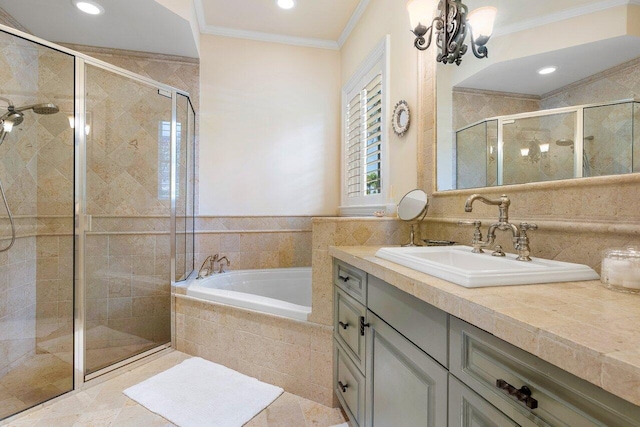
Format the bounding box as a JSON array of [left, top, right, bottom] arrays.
[[365, 310, 447, 426], [333, 258, 640, 427]]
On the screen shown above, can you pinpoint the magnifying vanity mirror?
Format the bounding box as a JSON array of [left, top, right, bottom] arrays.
[[397, 189, 429, 246], [436, 0, 640, 191]]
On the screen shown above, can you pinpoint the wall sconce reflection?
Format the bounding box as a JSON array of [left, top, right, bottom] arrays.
[[521, 140, 549, 163], [68, 114, 91, 136]]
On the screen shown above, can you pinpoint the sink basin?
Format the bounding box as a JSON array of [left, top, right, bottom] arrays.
[[375, 246, 599, 288]]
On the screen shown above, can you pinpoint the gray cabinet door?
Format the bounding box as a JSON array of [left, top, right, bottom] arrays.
[[365, 310, 448, 427], [449, 374, 518, 427]]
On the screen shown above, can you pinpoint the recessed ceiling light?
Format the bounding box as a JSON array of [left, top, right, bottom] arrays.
[[277, 0, 295, 10], [72, 0, 104, 15], [538, 66, 557, 75]]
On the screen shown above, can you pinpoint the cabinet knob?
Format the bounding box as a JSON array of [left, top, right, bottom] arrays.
[[338, 321, 349, 330], [338, 275, 350, 282], [338, 380, 349, 393], [359, 316, 370, 336]]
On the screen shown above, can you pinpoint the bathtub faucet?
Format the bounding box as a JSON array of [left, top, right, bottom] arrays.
[[197, 254, 219, 279], [217, 256, 230, 273]]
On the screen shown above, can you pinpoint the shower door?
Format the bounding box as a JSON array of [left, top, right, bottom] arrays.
[[83, 63, 172, 376], [0, 30, 75, 420]]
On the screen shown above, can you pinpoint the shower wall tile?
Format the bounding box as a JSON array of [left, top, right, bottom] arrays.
[[0, 237, 36, 378]]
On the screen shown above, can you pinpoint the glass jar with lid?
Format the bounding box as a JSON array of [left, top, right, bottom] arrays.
[[601, 246, 640, 294]]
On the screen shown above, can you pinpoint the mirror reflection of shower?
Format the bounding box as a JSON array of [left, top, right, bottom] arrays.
[[555, 136, 594, 178], [0, 96, 60, 252]]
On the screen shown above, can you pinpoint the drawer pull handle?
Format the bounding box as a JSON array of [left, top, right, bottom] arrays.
[[338, 321, 349, 330], [496, 379, 538, 410], [338, 381, 349, 393], [338, 275, 350, 282], [359, 316, 370, 336]]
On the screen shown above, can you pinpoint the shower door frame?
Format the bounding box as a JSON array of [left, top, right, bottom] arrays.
[[455, 97, 639, 186], [0, 23, 192, 392], [75, 56, 186, 385]]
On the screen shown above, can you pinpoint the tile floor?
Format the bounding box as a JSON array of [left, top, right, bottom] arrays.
[[1, 351, 346, 427]]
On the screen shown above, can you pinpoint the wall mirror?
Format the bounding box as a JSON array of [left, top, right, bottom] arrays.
[[436, 0, 640, 191]]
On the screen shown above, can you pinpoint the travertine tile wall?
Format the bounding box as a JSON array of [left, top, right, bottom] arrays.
[[310, 217, 411, 326], [420, 52, 640, 274], [0, 237, 36, 378], [175, 296, 334, 406], [0, 27, 75, 372], [194, 216, 313, 271]]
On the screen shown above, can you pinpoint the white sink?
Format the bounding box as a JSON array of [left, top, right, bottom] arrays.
[[375, 246, 599, 288]]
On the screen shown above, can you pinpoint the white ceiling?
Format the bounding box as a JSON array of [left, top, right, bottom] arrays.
[[0, 0, 199, 58], [453, 0, 640, 95], [196, 0, 365, 49], [0, 0, 369, 57]]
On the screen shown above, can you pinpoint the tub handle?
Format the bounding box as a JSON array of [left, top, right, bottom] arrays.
[[338, 321, 349, 330], [338, 275, 350, 283], [359, 316, 370, 336], [338, 381, 348, 393]]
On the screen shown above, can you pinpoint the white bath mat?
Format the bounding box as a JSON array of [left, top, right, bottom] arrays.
[[330, 423, 349, 427], [123, 357, 283, 427]]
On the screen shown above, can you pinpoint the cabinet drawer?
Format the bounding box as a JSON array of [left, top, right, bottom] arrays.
[[449, 374, 518, 427], [334, 259, 367, 304], [450, 317, 640, 427], [367, 274, 448, 368], [335, 339, 366, 427], [334, 287, 366, 373]]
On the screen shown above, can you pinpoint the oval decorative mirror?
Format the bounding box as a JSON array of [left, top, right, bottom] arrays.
[[397, 189, 428, 246], [392, 100, 410, 137]]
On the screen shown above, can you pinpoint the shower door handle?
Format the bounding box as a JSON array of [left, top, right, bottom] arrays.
[[83, 214, 92, 232]]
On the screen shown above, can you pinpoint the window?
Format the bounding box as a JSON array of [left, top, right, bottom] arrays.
[[158, 120, 182, 200], [340, 36, 389, 216]]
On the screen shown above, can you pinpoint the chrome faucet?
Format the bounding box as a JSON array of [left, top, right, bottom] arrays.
[[217, 256, 230, 273], [459, 194, 538, 261], [197, 254, 219, 279]]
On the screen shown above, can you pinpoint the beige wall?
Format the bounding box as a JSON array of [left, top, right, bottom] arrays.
[[341, 0, 419, 204], [198, 35, 341, 216]]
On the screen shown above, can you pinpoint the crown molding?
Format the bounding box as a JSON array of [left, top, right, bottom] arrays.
[[193, 0, 371, 50], [337, 0, 370, 48], [200, 25, 339, 50], [495, 0, 640, 37]]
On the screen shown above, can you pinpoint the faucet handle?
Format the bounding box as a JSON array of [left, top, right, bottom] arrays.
[[519, 222, 538, 237]]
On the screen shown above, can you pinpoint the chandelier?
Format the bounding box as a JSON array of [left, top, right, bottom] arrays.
[[407, 0, 497, 65]]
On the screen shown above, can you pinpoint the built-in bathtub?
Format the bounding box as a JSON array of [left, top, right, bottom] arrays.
[[186, 267, 312, 321], [176, 266, 333, 405]]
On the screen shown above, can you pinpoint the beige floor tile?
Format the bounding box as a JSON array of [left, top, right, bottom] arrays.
[[4, 351, 344, 427]]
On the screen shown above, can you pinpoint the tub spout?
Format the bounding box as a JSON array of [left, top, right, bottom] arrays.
[[197, 254, 219, 279], [217, 256, 230, 273]]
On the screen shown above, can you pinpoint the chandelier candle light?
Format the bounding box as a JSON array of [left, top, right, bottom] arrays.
[[407, 0, 497, 65]]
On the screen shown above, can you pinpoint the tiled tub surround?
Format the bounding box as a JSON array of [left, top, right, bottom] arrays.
[[310, 217, 411, 326], [330, 245, 640, 407], [174, 295, 334, 407], [194, 216, 313, 270]]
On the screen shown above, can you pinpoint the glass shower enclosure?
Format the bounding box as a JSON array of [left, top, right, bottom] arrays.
[[0, 25, 195, 420]]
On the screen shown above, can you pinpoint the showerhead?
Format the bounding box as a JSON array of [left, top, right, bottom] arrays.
[[15, 103, 60, 115], [0, 101, 59, 145]]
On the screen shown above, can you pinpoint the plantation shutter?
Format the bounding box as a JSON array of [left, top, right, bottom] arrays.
[[345, 71, 383, 199]]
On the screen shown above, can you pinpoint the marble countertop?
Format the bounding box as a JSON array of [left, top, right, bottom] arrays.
[[329, 245, 640, 407]]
